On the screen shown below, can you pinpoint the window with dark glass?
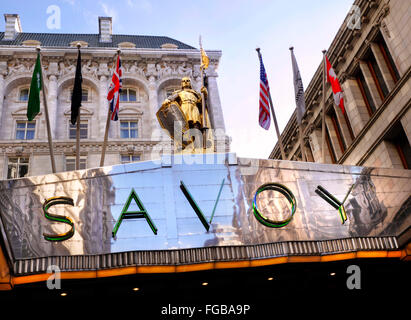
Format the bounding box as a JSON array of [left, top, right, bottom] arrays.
[[120, 121, 138, 138], [7, 157, 29, 179], [325, 128, 337, 164], [19, 88, 29, 102], [328, 108, 346, 153], [16, 121, 35, 140], [305, 142, 314, 162], [65, 157, 87, 171], [69, 120, 88, 139], [356, 69, 376, 116], [385, 123, 411, 169], [365, 48, 388, 100], [120, 88, 137, 102], [375, 33, 400, 82], [120, 155, 141, 164]]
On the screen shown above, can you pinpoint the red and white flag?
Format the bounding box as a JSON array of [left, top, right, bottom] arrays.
[[107, 55, 123, 121], [325, 55, 345, 114]]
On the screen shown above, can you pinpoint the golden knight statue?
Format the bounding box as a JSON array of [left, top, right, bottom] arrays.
[[157, 77, 213, 152]]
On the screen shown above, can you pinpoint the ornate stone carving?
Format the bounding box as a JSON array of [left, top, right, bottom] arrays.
[[82, 60, 99, 78], [7, 59, 35, 75]]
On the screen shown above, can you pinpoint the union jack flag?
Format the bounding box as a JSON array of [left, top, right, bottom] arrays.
[[258, 52, 271, 130], [107, 55, 122, 121]]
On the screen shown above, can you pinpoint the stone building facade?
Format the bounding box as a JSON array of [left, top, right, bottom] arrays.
[[0, 15, 227, 179], [270, 0, 410, 169]]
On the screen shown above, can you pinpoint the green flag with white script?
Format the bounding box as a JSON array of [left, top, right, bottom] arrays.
[[27, 53, 42, 121]]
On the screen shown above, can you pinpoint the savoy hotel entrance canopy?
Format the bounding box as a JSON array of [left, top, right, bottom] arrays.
[[0, 153, 410, 290]]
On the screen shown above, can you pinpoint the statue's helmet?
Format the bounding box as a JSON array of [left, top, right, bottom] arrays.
[[181, 77, 192, 89]]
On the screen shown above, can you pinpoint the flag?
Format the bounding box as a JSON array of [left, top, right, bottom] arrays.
[[200, 47, 209, 70], [71, 48, 82, 125], [257, 52, 271, 130], [290, 48, 306, 124], [325, 55, 345, 114], [107, 55, 122, 121], [27, 53, 42, 121]]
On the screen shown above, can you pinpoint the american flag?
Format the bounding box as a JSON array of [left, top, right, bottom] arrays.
[[107, 55, 122, 121], [258, 53, 271, 130]]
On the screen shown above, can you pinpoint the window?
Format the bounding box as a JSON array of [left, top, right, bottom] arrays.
[[120, 121, 138, 138], [329, 109, 346, 154], [121, 155, 141, 164], [70, 89, 89, 102], [65, 157, 87, 171], [69, 120, 88, 139], [16, 121, 35, 140], [19, 88, 29, 102], [7, 157, 29, 179], [120, 88, 137, 102], [325, 128, 337, 164], [366, 49, 388, 100], [385, 123, 411, 169], [356, 70, 376, 116], [375, 33, 400, 83], [305, 142, 314, 162]]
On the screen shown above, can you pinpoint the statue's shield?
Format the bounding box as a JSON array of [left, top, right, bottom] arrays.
[[156, 102, 191, 148]]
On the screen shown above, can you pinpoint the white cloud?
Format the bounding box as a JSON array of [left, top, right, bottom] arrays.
[[126, 0, 152, 12], [100, 2, 118, 20], [61, 0, 75, 5]]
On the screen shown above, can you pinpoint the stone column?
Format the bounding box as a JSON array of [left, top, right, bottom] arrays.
[[341, 78, 370, 136], [99, 74, 108, 137], [308, 129, 323, 163], [0, 73, 5, 127], [148, 76, 160, 137], [359, 61, 383, 108], [370, 42, 395, 92], [400, 108, 411, 146], [205, 64, 225, 132], [309, 128, 333, 163], [0, 61, 8, 130]]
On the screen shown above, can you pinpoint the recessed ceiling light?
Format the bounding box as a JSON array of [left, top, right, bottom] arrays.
[[60, 292, 67, 297], [202, 282, 208, 286], [330, 272, 336, 276], [132, 287, 140, 291], [267, 277, 274, 281]]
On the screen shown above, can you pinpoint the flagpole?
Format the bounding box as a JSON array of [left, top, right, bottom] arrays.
[[199, 36, 208, 150], [289, 46, 307, 162], [75, 43, 81, 170], [298, 125, 306, 162], [37, 47, 56, 173], [100, 49, 120, 167], [256, 48, 286, 160], [321, 50, 327, 163]]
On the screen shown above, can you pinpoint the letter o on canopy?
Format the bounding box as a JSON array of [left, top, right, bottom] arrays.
[[252, 183, 296, 228]]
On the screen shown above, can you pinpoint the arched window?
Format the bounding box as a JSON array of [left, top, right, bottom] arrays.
[[70, 88, 89, 102], [120, 88, 137, 102], [19, 88, 29, 102]]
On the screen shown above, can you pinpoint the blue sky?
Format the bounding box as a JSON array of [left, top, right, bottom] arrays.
[[1, 0, 354, 159]]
